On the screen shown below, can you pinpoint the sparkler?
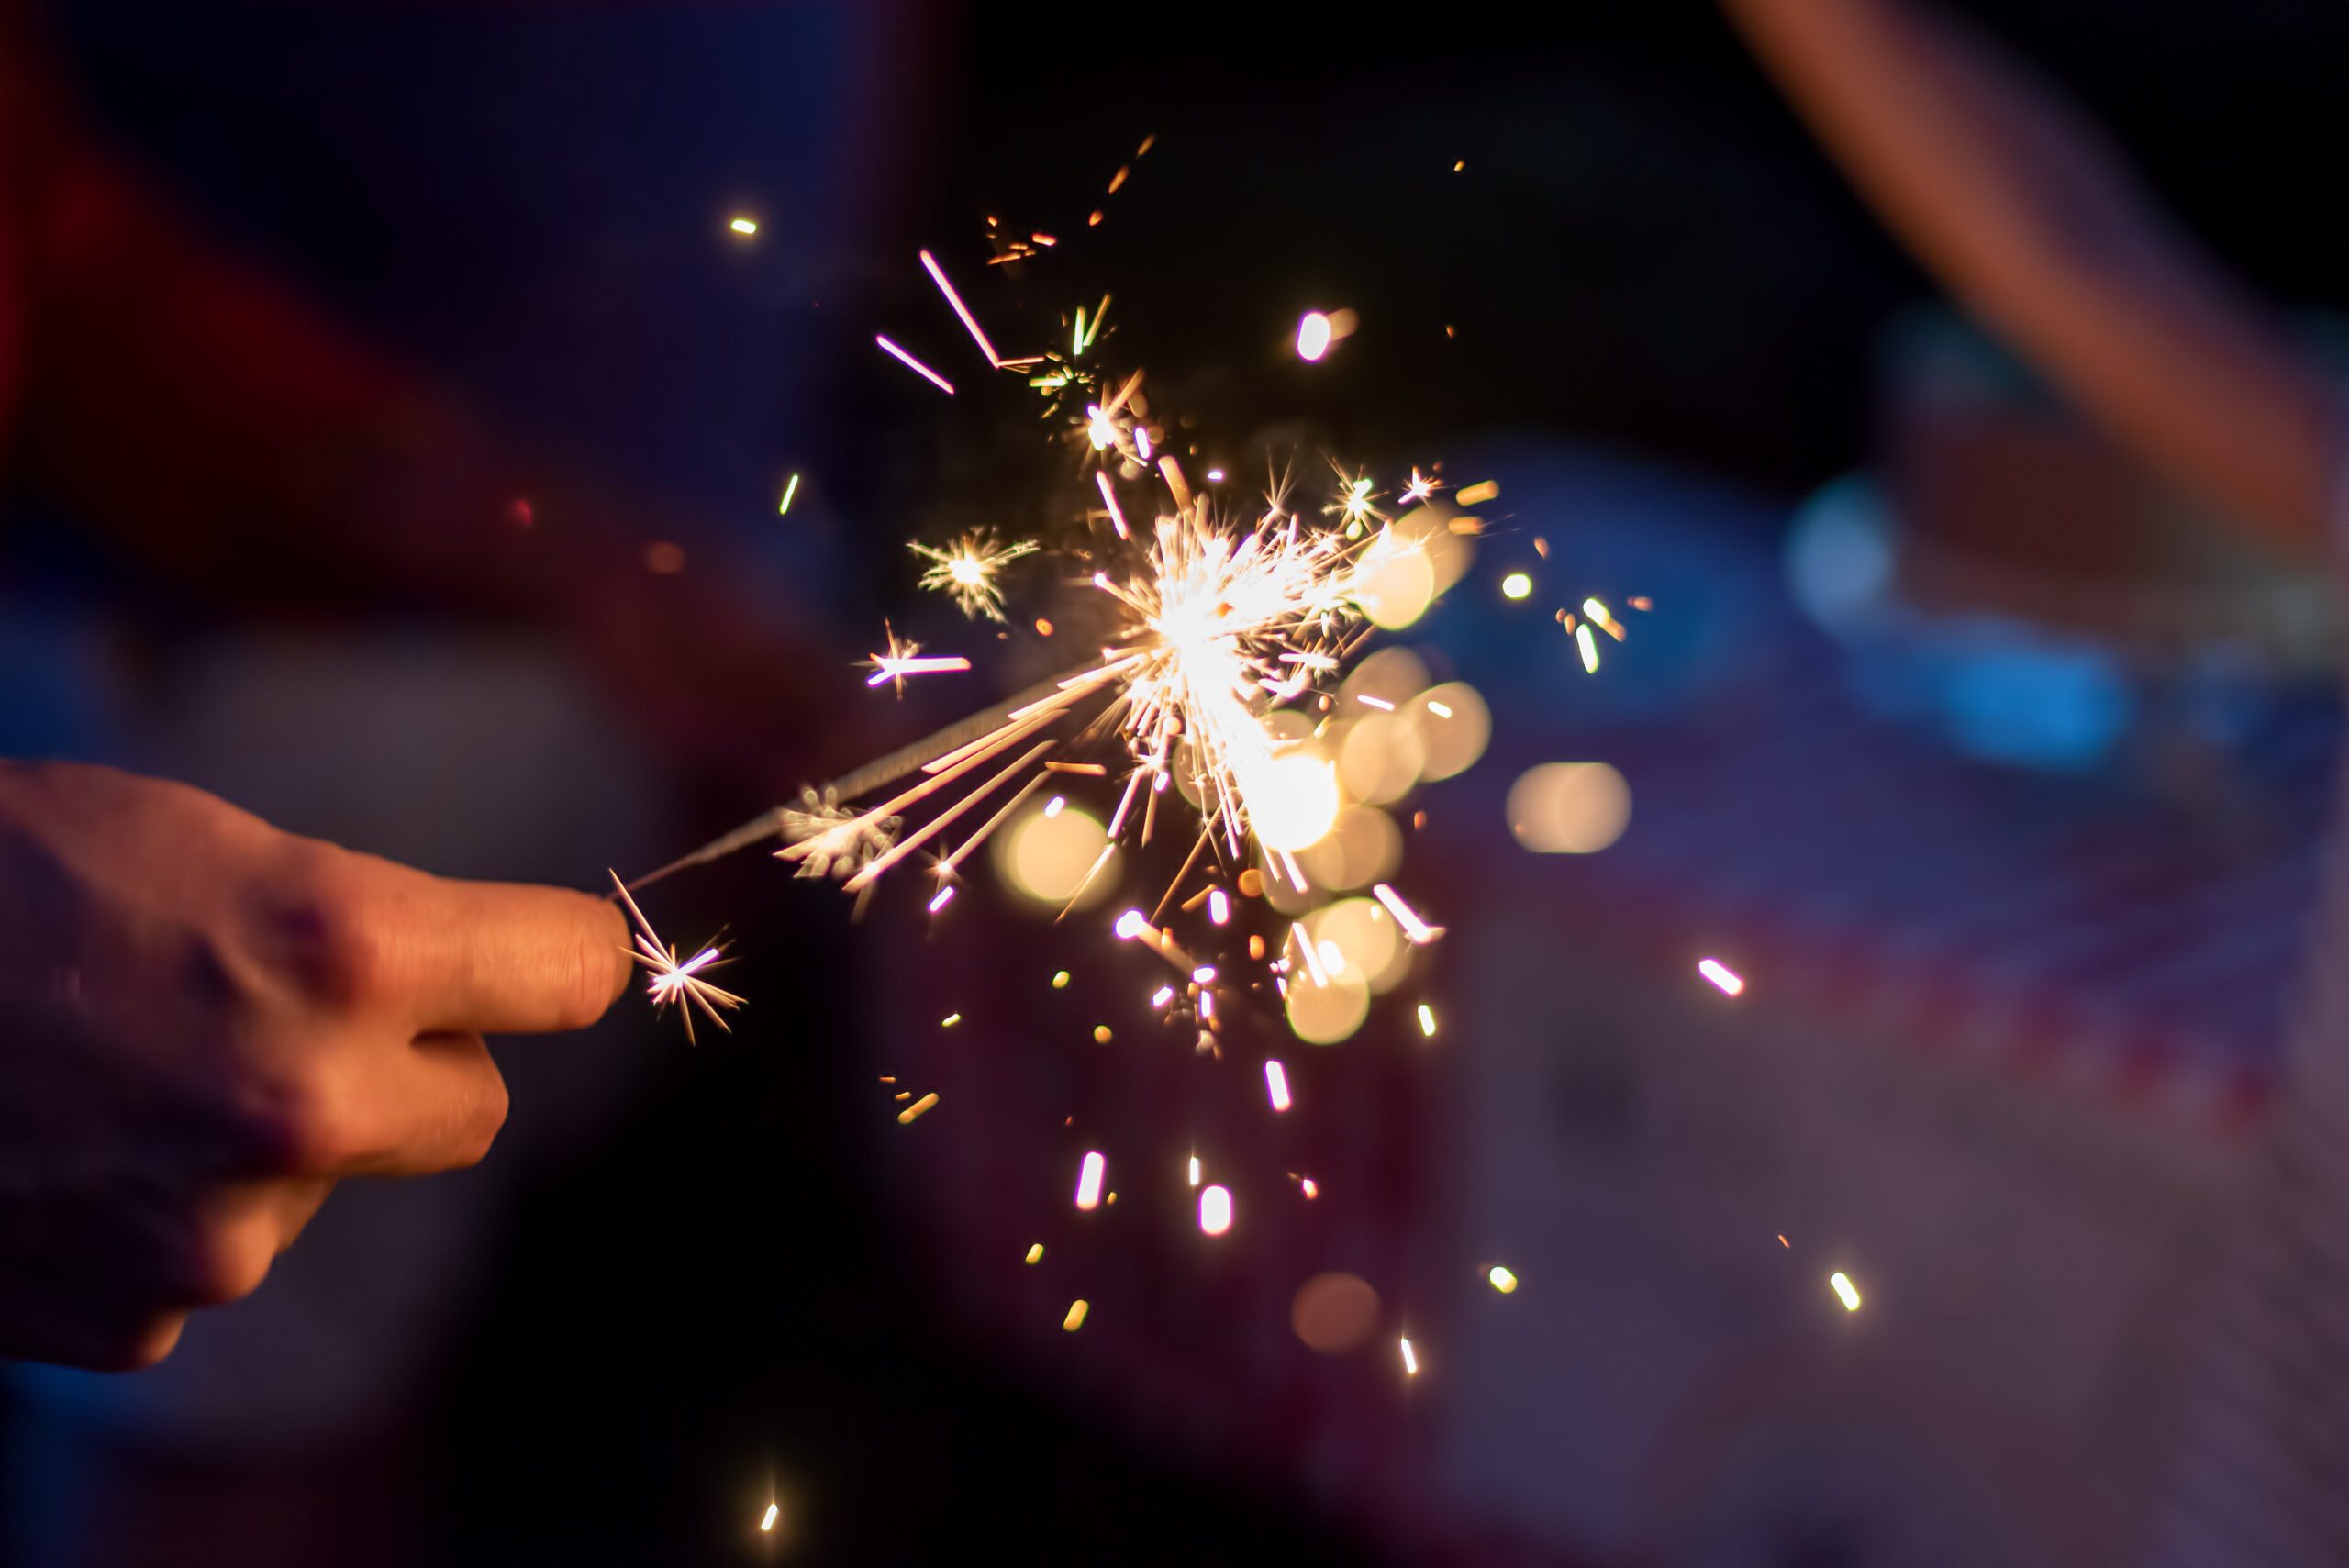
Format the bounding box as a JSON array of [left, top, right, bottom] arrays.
[[909, 533, 1041, 622], [609, 873, 744, 1045]]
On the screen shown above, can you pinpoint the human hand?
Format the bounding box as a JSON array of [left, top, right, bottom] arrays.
[[0, 761, 629, 1370]]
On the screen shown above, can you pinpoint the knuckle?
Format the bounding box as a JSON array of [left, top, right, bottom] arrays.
[[453, 1068, 510, 1169], [234, 1067, 361, 1174], [251, 853, 387, 1013]]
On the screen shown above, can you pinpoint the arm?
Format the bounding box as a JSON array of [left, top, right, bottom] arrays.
[[1721, 0, 2342, 554]]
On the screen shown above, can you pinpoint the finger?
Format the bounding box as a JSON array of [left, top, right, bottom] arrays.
[[346, 858, 631, 1036], [331, 1031, 509, 1178]]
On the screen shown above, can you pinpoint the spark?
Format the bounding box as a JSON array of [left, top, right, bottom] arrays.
[[1831, 1272, 1863, 1312], [1063, 1299, 1089, 1331], [760, 1502, 779, 1532], [1096, 470, 1130, 539], [1575, 623, 1600, 673], [1398, 1337, 1419, 1375], [1372, 883, 1443, 944], [1025, 1243, 1044, 1264], [1455, 480, 1499, 506], [1187, 1154, 1201, 1186], [1198, 1184, 1233, 1236], [941, 1012, 962, 1027], [1425, 699, 1453, 718], [927, 884, 955, 914], [909, 533, 1041, 622], [1151, 984, 1174, 1009], [1356, 694, 1394, 711], [1299, 1176, 1319, 1198], [1297, 311, 1333, 361], [1092, 1025, 1113, 1043], [1052, 969, 1070, 988], [874, 333, 954, 395], [1584, 598, 1625, 641], [1075, 1151, 1107, 1209], [1500, 572, 1532, 600], [1264, 1059, 1293, 1112], [896, 1091, 940, 1124], [608, 873, 745, 1044], [1488, 1266, 1519, 1294], [729, 217, 759, 236], [864, 649, 973, 690], [1401, 466, 1444, 506], [918, 249, 1002, 367], [1698, 958, 1745, 996], [1208, 889, 1230, 925], [1418, 1004, 1437, 1037], [778, 473, 801, 515]]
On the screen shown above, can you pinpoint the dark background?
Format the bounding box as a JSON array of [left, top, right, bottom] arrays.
[[7, 3, 2347, 1563]]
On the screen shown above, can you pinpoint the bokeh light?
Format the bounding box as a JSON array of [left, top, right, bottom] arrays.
[[1410, 681, 1490, 781], [994, 803, 1121, 906], [1337, 713, 1426, 806], [1505, 762, 1631, 854], [1246, 746, 1341, 851], [1353, 526, 1438, 630], [1296, 310, 1333, 361], [1296, 803, 1402, 891], [1291, 1272, 1382, 1353], [1339, 646, 1431, 712], [1391, 505, 1475, 597], [1500, 571, 1532, 600], [1306, 896, 1411, 995], [1285, 957, 1372, 1043]]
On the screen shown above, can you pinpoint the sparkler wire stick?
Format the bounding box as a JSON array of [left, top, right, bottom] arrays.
[[621, 667, 1092, 893]]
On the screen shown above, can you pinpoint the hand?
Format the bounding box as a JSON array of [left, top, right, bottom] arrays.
[[0, 761, 629, 1370]]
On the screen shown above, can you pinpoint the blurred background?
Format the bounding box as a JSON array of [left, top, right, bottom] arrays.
[[5, 1, 2348, 1563]]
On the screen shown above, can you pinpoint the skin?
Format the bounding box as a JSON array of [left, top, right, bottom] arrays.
[[0, 760, 629, 1371]]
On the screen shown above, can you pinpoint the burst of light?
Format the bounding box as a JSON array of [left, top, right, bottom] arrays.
[[1075, 1151, 1107, 1209], [1575, 623, 1600, 673], [1398, 1337, 1419, 1375], [896, 1091, 940, 1124], [909, 533, 1041, 622], [864, 654, 972, 688], [918, 249, 1002, 367], [1206, 467, 1226, 483], [1025, 1242, 1044, 1263], [778, 473, 801, 515], [1063, 1299, 1089, 1331], [1264, 1059, 1293, 1112], [1371, 883, 1442, 944], [1698, 958, 1745, 996], [1297, 311, 1334, 361], [760, 1502, 779, 1531], [1198, 1184, 1233, 1236], [609, 873, 745, 1044], [729, 217, 759, 236], [1418, 1003, 1437, 1037], [875, 333, 954, 395], [1488, 1266, 1519, 1294], [1831, 1272, 1862, 1311], [1401, 467, 1444, 506]]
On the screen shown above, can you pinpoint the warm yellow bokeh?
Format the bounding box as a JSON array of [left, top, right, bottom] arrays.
[[1244, 746, 1342, 852], [1296, 803, 1402, 892], [994, 803, 1122, 906], [1506, 762, 1631, 854], [1410, 681, 1490, 781], [1337, 714, 1426, 806], [1306, 895, 1411, 994], [1286, 961, 1371, 1043], [1353, 528, 1438, 630]]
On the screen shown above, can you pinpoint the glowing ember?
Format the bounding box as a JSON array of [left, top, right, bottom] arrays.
[[1371, 883, 1442, 944], [1576, 623, 1600, 673], [1831, 1272, 1863, 1312], [1500, 572, 1532, 600], [1398, 1337, 1419, 1375], [1698, 958, 1745, 996], [1025, 1242, 1044, 1263], [1208, 889, 1230, 925], [1264, 1059, 1293, 1112], [760, 1502, 779, 1532], [729, 217, 759, 237], [918, 248, 1002, 367], [1187, 1154, 1201, 1186], [1487, 1265, 1519, 1294], [1075, 1151, 1107, 1209], [1296, 311, 1334, 361], [1063, 1299, 1089, 1331], [1198, 1184, 1233, 1236], [1417, 1003, 1437, 1037], [778, 473, 801, 515], [896, 1091, 940, 1125]]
